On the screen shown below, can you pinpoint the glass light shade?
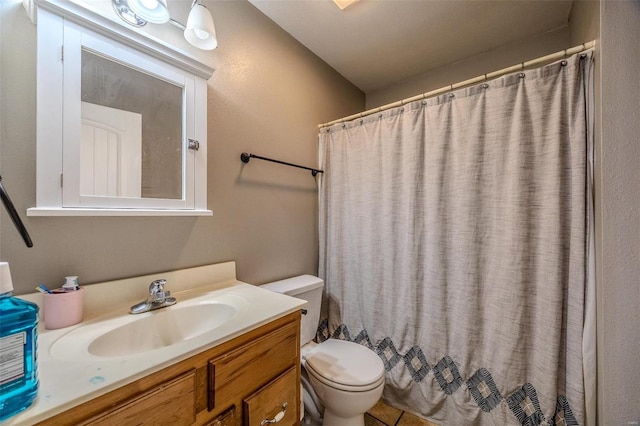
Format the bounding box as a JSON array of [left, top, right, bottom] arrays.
[[333, 0, 359, 10], [184, 4, 217, 50], [112, 0, 147, 27], [128, 0, 170, 24]]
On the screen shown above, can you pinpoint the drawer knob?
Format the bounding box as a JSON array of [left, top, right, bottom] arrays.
[[260, 402, 288, 426]]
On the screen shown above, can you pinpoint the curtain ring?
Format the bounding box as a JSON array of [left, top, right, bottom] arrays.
[[482, 83, 489, 89], [421, 100, 427, 105], [360, 119, 364, 125], [342, 123, 346, 128], [518, 72, 526, 79], [448, 93, 455, 99], [560, 60, 568, 66]]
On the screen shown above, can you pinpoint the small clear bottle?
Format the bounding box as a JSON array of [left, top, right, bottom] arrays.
[[0, 262, 38, 421]]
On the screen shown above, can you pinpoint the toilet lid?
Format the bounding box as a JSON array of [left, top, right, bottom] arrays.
[[303, 339, 385, 390]]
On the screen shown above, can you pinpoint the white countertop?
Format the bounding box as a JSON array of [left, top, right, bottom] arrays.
[[2, 263, 306, 425]]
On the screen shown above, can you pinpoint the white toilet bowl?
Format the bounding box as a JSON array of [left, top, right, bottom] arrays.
[[303, 339, 385, 426], [260, 276, 385, 426]]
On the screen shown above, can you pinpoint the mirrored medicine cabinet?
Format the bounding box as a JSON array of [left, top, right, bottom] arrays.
[[26, 0, 214, 216]]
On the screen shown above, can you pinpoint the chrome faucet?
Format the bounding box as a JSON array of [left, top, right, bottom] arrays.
[[129, 279, 177, 314]]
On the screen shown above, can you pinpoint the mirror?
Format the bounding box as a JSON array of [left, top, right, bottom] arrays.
[[81, 50, 183, 200], [28, 1, 212, 216]]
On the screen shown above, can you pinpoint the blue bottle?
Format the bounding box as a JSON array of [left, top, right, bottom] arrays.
[[0, 262, 38, 421]]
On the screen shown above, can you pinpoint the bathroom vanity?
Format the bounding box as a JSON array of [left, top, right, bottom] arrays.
[[40, 312, 300, 426], [8, 262, 305, 426]]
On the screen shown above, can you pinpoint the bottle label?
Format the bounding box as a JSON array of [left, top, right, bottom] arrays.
[[0, 332, 25, 385]]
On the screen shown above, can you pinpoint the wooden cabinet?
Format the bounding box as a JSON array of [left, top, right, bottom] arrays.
[[203, 406, 236, 426], [243, 367, 297, 426], [208, 321, 297, 416], [38, 311, 301, 426], [80, 372, 197, 426]]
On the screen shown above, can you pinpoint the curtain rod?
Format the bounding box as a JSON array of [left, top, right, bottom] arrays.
[[318, 40, 596, 129], [240, 152, 324, 176]]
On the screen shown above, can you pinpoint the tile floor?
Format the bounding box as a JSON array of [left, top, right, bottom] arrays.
[[365, 400, 439, 426]]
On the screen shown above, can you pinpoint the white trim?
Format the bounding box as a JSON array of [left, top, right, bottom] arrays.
[[184, 77, 196, 209], [35, 8, 64, 209], [194, 77, 208, 209], [62, 19, 82, 207], [27, 207, 213, 217]]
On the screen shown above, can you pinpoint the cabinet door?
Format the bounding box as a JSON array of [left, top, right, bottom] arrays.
[[32, 7, 211, 215], [80, 371, 196, 426], [208, 322, 297, 413], [243, 367, 298, 426]]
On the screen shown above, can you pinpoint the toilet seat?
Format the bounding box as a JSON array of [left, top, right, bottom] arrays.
[[303, 339, 385, 392]]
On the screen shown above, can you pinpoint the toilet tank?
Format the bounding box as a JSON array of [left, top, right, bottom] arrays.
[[261, 275, 324, 346]]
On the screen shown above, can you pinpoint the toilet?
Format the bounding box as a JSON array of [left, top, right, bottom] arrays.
[[261, 275, 385, 426]]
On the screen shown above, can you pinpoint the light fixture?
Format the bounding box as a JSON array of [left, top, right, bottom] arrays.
[[184, 0, 217, 50], [127, 0, 170, 24], [333, 0, 359, 10], [112, 0, 147, 27], [112, 0, 217, 50]]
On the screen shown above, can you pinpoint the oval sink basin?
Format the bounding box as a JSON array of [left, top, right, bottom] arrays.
[[89, 303, 236, 357], [50, 293, 249, 360]]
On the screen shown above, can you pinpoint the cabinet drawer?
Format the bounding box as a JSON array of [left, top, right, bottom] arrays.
[[81, 370, 196, 426], [203, 406, 237, 426], [243, 367, 297, 426], [208, 322, 297, 413]]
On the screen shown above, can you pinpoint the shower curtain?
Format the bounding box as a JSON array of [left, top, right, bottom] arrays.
[[318, 52, 594, 426]]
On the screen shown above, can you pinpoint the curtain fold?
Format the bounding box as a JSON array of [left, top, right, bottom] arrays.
[[318, 52, 593, 426]]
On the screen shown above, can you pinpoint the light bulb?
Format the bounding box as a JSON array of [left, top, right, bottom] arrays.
[[193, 29, 209, 40], [140, 0, 158, 9], [128, 0, 170, 24]]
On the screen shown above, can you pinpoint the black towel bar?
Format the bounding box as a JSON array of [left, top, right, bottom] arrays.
[[240, 153, 323, 177]]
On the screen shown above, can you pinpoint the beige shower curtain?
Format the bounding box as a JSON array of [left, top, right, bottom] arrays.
[[318, 52, 593, 425]]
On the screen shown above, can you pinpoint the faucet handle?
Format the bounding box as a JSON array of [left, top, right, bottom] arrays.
[[149, 279, 167, 294]]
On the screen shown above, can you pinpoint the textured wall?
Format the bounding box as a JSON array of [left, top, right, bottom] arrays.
[[598, 1, 640, 424], [0, 0, 364, 293], [569, 0, 599, 46], [365, 27, 572, 110]]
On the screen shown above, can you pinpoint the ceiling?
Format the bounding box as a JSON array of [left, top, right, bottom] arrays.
[[248, 0, 574, 93]]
